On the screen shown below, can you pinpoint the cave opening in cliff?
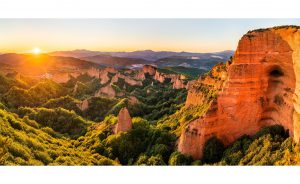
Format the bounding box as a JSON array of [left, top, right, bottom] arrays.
[[269, 68, 284, 77]]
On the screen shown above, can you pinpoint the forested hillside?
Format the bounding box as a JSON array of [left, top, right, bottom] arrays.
[[1, 62, 300, 166]]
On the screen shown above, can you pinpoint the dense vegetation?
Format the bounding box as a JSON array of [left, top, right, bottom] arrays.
[[158, 66, 207, 79], [0, 69, 188, 165], [127, 77, 187, 121], [1, 67, 300, 166], [215, 125, 300, 165], [0, 108, 116, 165], [2, 79, 66, 108], [17, 107, 90, 138]]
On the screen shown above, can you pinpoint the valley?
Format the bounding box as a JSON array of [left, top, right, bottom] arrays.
[[1, 26, 300, 165]]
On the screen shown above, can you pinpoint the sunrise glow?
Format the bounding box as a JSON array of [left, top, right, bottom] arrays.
[[1, 19, 300, 54], [32, 47, 41, 55]]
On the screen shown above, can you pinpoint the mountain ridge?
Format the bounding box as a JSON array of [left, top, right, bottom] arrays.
[[49, 49, 234, 61]]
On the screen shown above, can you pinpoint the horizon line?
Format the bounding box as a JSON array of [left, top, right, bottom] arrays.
[[0, 49, 235, 55]]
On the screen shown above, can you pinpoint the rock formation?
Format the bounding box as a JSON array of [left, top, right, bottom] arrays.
[[50, 72, 81, 83], [99, 70, 110, 84], [173, 76, 187, 89], [128, 96, 139, 105], [178, 26, 300, 159], [154, 71, 166, 83], [142, 65, 157, 76], [114, 107, 132, 133], [87, 67, 100, 78], [76, 99, 89, 111], [83, 64, 186, 89], [185, 63, 228, 107], [111, 73, 143, 86], [95, 84, 124, 98], [105, 67, 117, 74], [135, 70, 146, 80]]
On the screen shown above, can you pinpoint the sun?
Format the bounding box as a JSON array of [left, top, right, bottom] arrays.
[[32, 47, 41, 55]]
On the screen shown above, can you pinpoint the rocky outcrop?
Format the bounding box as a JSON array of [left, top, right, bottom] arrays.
[[99, 70, 110, 84], [86, 67, 117, 84], [111, 73, 143, 86], [76, 99, 89, 111], [124, 77, 142, 86], [72, 82, 79, 94], [178, 26, 300, 159], [135, 70, 146, 80], [95, 84, 124, 98], [51, 72, 81, 83], [154, 72, 165, 83], [173, 76, 187, 89], [142, 65, 157, 76], [185, 63, 228, 107], [105, 67, 117, 74], [95, 85, 116, 97], [154, 71, 178, 83], [114, 107, 132, 134], [83, 64, 186, 89], [128, 96, 139, 105], [87, 67, 100, 78]]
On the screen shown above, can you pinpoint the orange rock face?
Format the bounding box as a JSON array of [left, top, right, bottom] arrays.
[[114, 107, 132, 133], [178, 26, 300, 160], [185, 63, 228, 107]]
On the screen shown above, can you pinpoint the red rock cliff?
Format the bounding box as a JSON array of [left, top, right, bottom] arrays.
[[178, 26, 300, 159], [185, 63, 229, 107]]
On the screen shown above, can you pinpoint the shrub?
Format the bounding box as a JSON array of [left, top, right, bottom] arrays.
[[34, 151, 53, 165], [147, 155, 166, 165], [168, 151, 193, 165], [135, 155, 149, 165], [135, 154, 166, 165], [203, 136, 224, 164], [147, 144, 171, 162], [253, 125, 287, 139], [43, 95, 81, 114], [18, 107, 90, 138], [8, 142, 31, 161], [0, 102, 6, 110], [41, 127, 57, 137]]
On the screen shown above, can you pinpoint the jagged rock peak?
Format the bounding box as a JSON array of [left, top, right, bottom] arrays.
[[114, 107, 132, 134]]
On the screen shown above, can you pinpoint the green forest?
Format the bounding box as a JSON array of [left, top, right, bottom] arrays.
[[1, 69, 300, 166]]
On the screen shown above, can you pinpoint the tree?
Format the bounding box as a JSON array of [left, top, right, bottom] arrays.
[[203, 136, 224, 164], [168, 151, 193, 165]]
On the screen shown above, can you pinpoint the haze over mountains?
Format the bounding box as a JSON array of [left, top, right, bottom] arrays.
[[49, 49, 234, 61], [0, 49, 233, 83], [48, 49, 233, 70]]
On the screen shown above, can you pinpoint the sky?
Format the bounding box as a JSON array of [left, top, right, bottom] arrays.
[[0, 19, 299, 53]]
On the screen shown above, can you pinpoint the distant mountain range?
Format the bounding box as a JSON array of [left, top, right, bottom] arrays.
[[49, 49, 234, 61], [49, 49, 234, 69], [81, 54, 149, 68], [0, 50, 234, 78]]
